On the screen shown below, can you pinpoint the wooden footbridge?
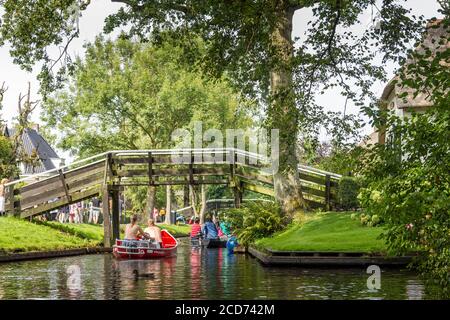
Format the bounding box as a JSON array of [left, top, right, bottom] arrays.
[[4, 148, 341, 247]]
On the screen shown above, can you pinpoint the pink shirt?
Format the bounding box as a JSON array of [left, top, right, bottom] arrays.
[[190, 224, 201, 237]]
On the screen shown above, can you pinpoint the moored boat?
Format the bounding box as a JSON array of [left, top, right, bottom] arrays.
[[202, 238, 227, 248], [113, 230, 178, 259]]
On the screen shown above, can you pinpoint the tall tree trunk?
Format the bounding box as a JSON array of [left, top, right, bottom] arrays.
[[145, 185, 156, 222], [269, 4, 305, 216], [183, 185, 189, 206], [183, 184, 190, 214], [199, 184, 207, 224], [189, 184, 198, 217], [165, 185, 172, 224]]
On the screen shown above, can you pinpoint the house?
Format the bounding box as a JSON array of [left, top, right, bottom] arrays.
[[361, 19, 448, 146], [2, 124, 64, 178]]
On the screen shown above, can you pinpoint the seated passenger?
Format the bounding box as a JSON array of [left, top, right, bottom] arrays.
[[190, 217, 202, 239], [202, 216, 219, 240], [144, 218, 162, 248], [219, 220, 231, 236], [124, 214, 149, 240]]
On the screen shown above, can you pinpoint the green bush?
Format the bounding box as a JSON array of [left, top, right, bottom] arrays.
[[222, 201, 288, 246], [371, 214, 381, 226], [338, 176, 360, 210], [360, 214, 370, 226]]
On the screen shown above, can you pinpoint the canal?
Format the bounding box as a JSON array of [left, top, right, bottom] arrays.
[[0, 238, 427, 300]]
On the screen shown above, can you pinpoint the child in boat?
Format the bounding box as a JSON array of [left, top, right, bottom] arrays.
[[190, 217, 202, 238], [144, 218, 162, 248], [125, 214, 149, 240]]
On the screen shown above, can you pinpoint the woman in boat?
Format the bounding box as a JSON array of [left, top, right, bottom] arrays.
[[125, 214, 149, 240], [202, 216, 219, 240], [144, 218, 162, 248]]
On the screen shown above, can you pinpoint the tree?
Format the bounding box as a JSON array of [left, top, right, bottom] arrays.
[[0, 0, 428, 214], [0, 135, 16, 179], [358, 18, 450, 297], [42, 36, 253, 218], [0, 82, 40, 179]]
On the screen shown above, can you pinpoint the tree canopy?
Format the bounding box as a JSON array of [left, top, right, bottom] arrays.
[[43, 36, 254, 158], [42, 35, 254, 216], [1, 0, 435, 213]]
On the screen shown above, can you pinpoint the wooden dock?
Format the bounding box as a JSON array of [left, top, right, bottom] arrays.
[[248, 247, 413, 267]]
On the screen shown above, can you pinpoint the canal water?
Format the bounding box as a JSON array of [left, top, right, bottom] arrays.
[[0, 239, 427, 300]]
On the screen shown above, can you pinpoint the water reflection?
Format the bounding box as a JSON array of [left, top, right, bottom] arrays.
[[0, 239, 429, 300], [406, 280, 425, 300]]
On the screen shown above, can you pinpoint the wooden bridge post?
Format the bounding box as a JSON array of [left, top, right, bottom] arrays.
[[111, 187, 120, 242], [58, 169, 71, 203], [102, 153, 113, 248], [102, 184, 112, 248], [189, 151, 194, 185], [325, 174, 331, 211], [229, 150, 242, 208], [6, 184, 20, 217], [148, 152, 153, 185]]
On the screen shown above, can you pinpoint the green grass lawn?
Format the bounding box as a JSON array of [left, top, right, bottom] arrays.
[[41, 221, 191, 241], [0, 217, 99, 254], [158, 224, 191, 237], [256, 212, 388, 253], [38, 221, 105, 243], [0, 216, 190, 254]]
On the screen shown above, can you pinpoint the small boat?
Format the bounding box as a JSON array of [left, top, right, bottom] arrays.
[[201, 238, 227, 248], [113, 230, 178, 259]]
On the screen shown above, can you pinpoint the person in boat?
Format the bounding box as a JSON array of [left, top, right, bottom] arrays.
[[202, 216, 219, 240], [144, 218, 162, 248], [124, 214, 150, 241], [219, 220, 231, 237], [190, 217, 202, 239]]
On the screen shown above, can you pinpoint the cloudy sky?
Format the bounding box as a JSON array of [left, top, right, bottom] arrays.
[[0, 0, 443, 161]]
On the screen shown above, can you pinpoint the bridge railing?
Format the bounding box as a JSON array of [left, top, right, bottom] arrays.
[[4, 148, 341, 217]]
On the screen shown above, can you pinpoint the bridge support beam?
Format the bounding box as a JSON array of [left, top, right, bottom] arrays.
[[325, 174, 331, 211], [102, 184, 112, 248], [6, 184, 19, 217], [111, 188, 120, 242]]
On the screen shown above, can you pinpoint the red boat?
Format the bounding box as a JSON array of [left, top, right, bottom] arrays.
[[112, 230, 178, 259]]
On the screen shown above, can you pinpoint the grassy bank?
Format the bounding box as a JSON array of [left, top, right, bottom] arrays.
[[38, 222, 191, 241], [256, 212, 388, 253], [0, 217, 99, 254], [159, 224, 191, 237], [37, 221, 105, 243], [0, 215, 192, 254]]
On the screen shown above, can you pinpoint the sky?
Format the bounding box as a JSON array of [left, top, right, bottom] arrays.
[[0, 0, 443, 162]]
